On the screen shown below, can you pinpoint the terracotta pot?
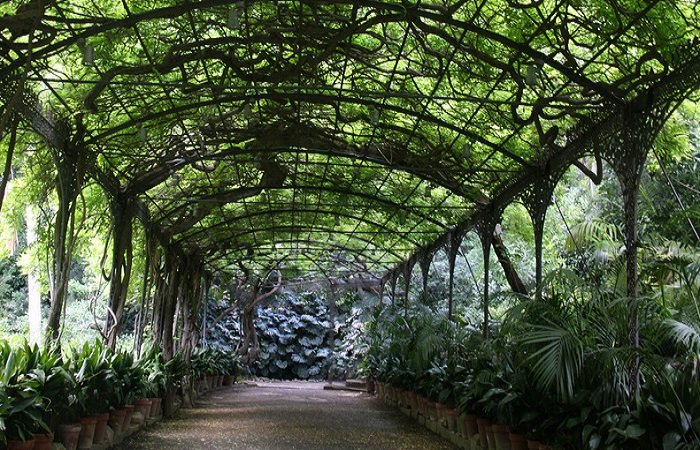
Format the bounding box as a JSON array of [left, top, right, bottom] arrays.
[[464, 414, 479, 439], [476, 418, 491, 450], [422, 397, 431, 417], [409, 392, 418, 410], [402, 389, 411, 408], [435, 403, 445, 424], [148, 397, 162, 418], [78, 415, 97, 449], [217, 375, 224, 387], [385, 385, 393, 402], [122, 404, 135, 429], [135, 398, 152, 421], [491, 424, 511, 450], [223, 375, 235, 386], [7, 439, 36, 450], [445, 408, 458, 432], [58, 423, 82, 450], [396, 388, 406, 407], [33, 433, 53, 450], [108, 408, 127, 434], [416, 396, 425, 415], [93, 413, 110, 444], [527, 440, 542, 449], [486, 425, 497, 450], [429, 401, 439, 421], [509, 432, 528, 450]]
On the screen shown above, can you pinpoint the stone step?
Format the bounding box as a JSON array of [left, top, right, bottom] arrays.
[[345, 379, 368, 389], [323, 383, 367, 393]]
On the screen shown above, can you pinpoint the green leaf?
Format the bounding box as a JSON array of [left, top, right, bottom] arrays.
[[3, 351, 16, 382], [588, 433, 601, 449], [624, 424, 645, 439], [662, 432, 681, 450]]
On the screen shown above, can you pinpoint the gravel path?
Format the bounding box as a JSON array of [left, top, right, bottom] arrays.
[[115, 381, 458, 450]]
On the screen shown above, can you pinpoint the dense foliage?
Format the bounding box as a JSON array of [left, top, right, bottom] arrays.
[[0, 341, 144, 443], [363, 252, 700, 450], [254, 292, 333, 379], [0, 338, 239, 445], [206, 290, 371, 380], [0, 1, 698, 447]]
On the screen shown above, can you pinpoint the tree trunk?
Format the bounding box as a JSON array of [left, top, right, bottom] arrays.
[[45, 117, 86, 345], [104, 196, 135, 349], [45, 176, 77, 343], [491, 232, 528, 295], [239, 304, 261, 365], [161, 254, 180, 359], [25, 204, 42, 345]]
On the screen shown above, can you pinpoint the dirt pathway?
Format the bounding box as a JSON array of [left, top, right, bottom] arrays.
[[115, 381, 458, 450]]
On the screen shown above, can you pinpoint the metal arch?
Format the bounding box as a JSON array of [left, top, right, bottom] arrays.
[[0, 0, 646, 106], [518, 165, 568, 300], [203, 228, 407, 262], [399, 260, 410, 314], [215, 245, 361, 282], [155, 184, 449, 234], [86, 92, 529, 166], [377, 49, 700, 307], [172, 206, 431, 248], [418, 248, 434, 299], [203, 237, 400, 267], [0, 0, 696, 292], [445, 228, 465, 320], [123, 144, 481, 200], [474, 207, 503, 339]]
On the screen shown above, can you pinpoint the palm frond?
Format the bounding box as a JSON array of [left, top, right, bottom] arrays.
[[565, 219, 621, 252], [662, 319, 700, 354], [519, 324, 584, 402]]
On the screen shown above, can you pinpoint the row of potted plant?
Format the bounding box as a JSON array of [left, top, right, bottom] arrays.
[[190, 347, 241, 394], [0, 340, 180, 450], [361, 271, 700, 450], [375, 380, 549, 449], [0, 339, 243, 449]]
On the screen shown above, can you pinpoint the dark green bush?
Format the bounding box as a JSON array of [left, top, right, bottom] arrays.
[[255, 292, 333, 379]]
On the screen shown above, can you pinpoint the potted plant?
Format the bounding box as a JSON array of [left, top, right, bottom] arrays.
[[63, 341, 114, 450], [222, 352, 240, 386], [0, 342, 52, 449], [103, 350, 132, 435], [139, 345, 169, 417], [161, 352, 187, 417], [109, 349, 143, 431], [32, 346, 74, 450]]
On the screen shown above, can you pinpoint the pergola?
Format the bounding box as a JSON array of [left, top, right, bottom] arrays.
[[0, 1, 698, 371]]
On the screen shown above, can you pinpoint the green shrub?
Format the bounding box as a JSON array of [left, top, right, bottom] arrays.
[[254, 292, 333, 379]]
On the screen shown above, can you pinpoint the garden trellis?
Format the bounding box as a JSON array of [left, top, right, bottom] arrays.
[[0, 1, 698, 382]]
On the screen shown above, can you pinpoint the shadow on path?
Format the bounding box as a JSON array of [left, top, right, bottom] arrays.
[[115, 381, 458, 450]]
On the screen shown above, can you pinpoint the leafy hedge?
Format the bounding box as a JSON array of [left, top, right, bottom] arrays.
[[206, 290, 372, 380], [363, 267, 700, 450], [255, 292, 333, 379]]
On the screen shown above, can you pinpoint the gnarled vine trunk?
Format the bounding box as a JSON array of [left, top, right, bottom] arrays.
[[234, 270, 282, 365], [104, 195, 135, 349], [46, 116, 87, 344]]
